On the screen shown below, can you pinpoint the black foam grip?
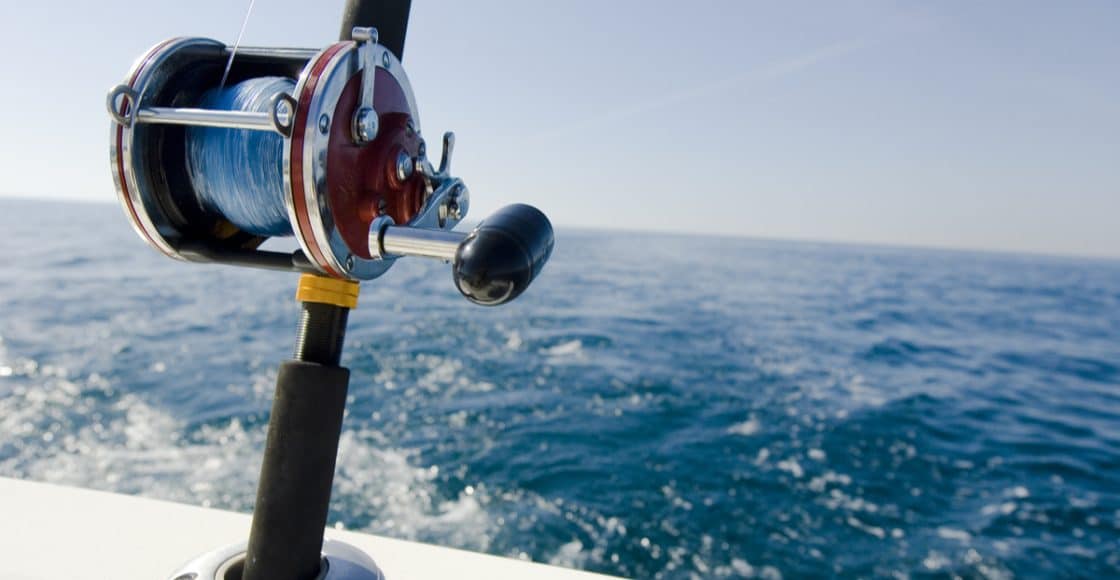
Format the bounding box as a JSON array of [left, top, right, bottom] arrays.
[[453, 204, 554, 306], [339, 0, 412, 59], [242, 361, 350, 580]]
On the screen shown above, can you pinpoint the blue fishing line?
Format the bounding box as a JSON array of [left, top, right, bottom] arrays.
[[186, 76, 296, 237]]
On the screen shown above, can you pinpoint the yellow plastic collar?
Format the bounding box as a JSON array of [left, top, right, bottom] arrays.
[[295, 274, 360, 309]]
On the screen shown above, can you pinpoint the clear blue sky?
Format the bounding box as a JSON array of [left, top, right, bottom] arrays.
[[1, 1, 1117, 257]]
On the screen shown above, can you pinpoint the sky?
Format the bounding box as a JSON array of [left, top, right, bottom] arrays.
[[0, 0, 1117, 258]]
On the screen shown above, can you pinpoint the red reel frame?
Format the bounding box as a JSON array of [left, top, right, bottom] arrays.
[[286, 40, 430, 279]]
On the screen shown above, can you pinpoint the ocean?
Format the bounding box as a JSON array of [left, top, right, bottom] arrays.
[[1, 198, 1118, 578]]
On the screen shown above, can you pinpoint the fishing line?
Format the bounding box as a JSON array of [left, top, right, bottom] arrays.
[[185, 0, 289, 238], [185, 76, 296, 237], [219, 0, 259, 89]]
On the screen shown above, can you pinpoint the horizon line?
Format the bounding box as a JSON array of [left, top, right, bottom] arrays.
[[2, 193, 1117, 264]]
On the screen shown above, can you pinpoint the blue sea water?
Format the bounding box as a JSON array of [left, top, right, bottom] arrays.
[[1, 198, 1119, 578]]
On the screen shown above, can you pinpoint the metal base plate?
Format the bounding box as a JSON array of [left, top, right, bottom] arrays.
[[168, 539, 384, 580]]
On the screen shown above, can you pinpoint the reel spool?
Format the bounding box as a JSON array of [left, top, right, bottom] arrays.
[[108, 29, 552, 305]]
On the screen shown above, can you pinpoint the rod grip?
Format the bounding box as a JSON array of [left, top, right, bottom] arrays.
[[241, 361, 350, 580]]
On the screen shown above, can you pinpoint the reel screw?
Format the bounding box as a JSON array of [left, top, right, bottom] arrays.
[[318, 114, 331, 135], [437, 188, 464, 228], [395, 150, 415, 182], [275, 99, 293, 123], [382, 52, 391, 68], [354, 109, 379, 143], [345, 255, 355, 270], [351, 27, 378, 44]]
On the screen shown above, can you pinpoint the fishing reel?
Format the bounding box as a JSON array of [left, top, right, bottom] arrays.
[[108, 29, 552, 305]]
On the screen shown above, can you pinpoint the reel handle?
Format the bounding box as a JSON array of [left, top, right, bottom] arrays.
[[375, 204, 554, 306]]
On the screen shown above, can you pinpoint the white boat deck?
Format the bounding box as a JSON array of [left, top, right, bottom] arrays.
[[0, 477, 616, 579]]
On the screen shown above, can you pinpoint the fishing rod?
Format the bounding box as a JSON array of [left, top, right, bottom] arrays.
[[106, 1, 554, 579]]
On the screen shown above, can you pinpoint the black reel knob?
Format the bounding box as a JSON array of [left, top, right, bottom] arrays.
[[453, 204, 554, 306]]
